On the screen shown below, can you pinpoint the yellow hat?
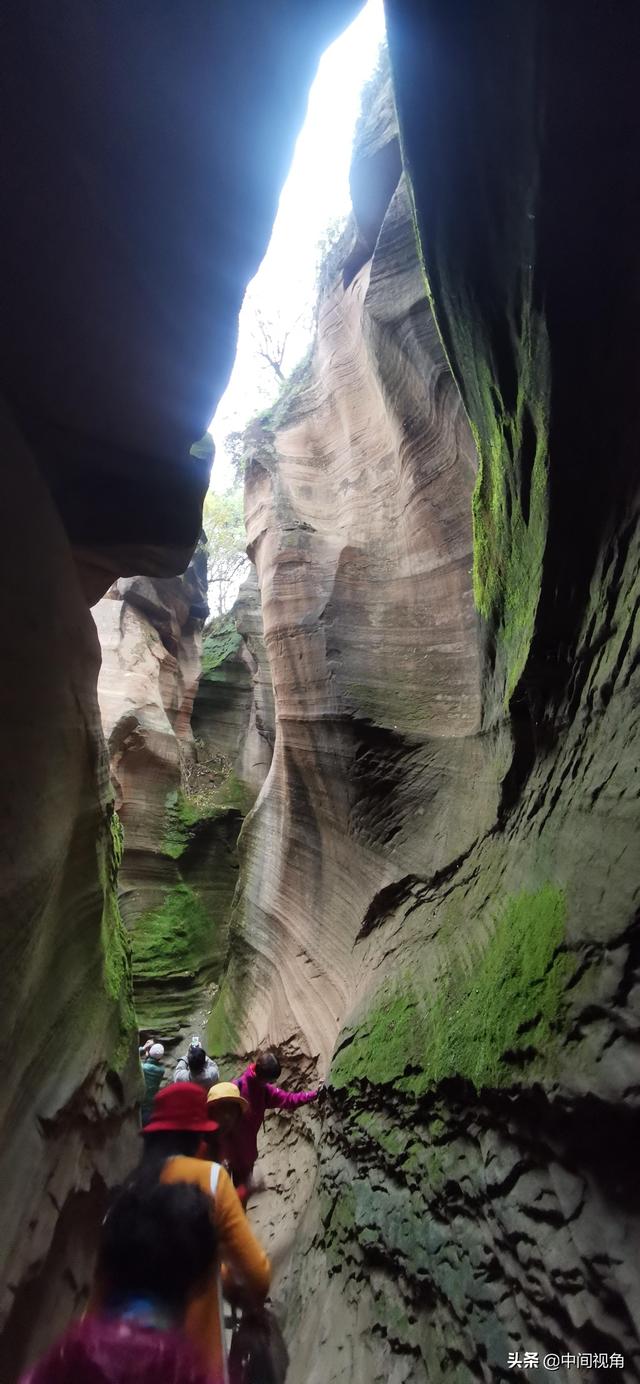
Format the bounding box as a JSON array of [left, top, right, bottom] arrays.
[[207, 1081, 249, 1114]]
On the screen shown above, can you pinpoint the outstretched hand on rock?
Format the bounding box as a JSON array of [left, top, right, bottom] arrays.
[[316, 1081, 330, 1106]]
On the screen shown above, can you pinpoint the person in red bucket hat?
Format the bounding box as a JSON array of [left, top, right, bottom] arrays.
[[142, 1082, 221, 1134], [89, 1084, 271, 1382]]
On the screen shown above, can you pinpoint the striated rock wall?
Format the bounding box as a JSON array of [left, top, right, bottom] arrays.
[[193, 571, 275, 801], [211, 61, 489, 1071], [93, 557, 261, 1049], [212, 39, 640, 1384]]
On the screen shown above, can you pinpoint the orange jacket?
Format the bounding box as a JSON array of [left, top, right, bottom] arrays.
[[90, 1158, 270, 1383], [160, 1157, 271, 1378]]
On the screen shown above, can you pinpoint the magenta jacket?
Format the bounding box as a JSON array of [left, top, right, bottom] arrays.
[[226, 1064, 318, 1175], [19, 1316, 218, 1384]]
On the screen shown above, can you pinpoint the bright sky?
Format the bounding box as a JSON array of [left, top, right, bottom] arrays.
[[208, 0, 386, 495]]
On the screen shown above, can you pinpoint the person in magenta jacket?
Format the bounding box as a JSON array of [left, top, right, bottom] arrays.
[[225, 1051, 322, 1193]]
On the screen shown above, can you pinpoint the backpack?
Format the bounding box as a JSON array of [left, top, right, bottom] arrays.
[[228, 1306, 289, 1384]]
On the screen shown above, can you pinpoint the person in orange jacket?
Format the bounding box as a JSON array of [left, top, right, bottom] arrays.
[[90, 1083, 271, 1381]]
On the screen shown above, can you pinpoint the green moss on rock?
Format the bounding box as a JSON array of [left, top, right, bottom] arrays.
[[99, 807, 136, 1067], [205, 908, 254, 1058], [470, 313, 551, 702], [162, 776, 255, 860], [201, 617, 242, 680], [132, 883, 211, 982], [332, 884, 573, 1094]]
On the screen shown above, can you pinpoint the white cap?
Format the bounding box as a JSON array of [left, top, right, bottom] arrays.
[[149, 1043, 165, 1059]]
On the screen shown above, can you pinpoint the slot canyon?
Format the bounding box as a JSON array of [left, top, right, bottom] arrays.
[[1, 3, 639, 1383]]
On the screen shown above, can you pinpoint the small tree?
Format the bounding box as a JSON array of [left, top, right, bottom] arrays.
[[250, 304, 314, 388], [202, 486, 248, 616], [251, 308, 290, 383], [224, 430, 249, 485]]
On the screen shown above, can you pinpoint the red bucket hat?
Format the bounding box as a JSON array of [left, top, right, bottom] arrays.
[[143, 1082, 219, 1135]]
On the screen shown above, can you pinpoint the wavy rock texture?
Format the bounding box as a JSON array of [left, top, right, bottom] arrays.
[[213, 44, 640, 1384], [211, 66, 489, 1066], [193, 573, 275, 800], [94, 562, 208, 879], [0, 4, 370, 1376], [93, 560, 258, 1048]]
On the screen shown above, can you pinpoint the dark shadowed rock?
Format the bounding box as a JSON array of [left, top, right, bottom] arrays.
[[0, 405, 139, 1382], [0, 1, 361, 591]]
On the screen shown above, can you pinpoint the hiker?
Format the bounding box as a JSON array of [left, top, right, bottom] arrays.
[[206, 1082, 254, 1206], [139, 1040, 166, 1124], [225, 1050, 322, 1193], [92, 1082, 271, 1378], [19, 1179, 219, 1384], [175, 1036, 219, 1092]]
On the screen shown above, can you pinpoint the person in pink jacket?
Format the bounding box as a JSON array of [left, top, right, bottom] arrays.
[[225, 1051, 322, 1194]]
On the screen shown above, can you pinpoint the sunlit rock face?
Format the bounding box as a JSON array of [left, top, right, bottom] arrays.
[[211, 59, 488, 1069], [214, 37, 640, 1383], [95, 563, 208, 875]]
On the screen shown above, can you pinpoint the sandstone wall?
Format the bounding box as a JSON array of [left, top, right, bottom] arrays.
[[93, 559, 263, 1051], [0, 6, 362, 1373], [211, 61, 488, 1073], [212, 44, 640, 1384], [193, 571, 275, 801]]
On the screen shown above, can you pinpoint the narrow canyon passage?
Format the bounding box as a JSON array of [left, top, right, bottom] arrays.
[[1, 4, 639, 1384]]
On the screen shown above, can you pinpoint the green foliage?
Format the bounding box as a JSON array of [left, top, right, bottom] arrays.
[[202, 485, 248, 617], [206, 989, 244, 1058], [224, 430, 251, 485], [332, 885, 573, 1094]]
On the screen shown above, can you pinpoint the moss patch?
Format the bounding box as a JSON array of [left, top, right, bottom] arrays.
[[399, 54, 552, 707], [206, 981, 244, 1058], [332, 885, 573, 1094], [132, 883, 212, 983], [470, 311, 551, 702], [205, 900, 255, 1059], [201, 617, 242, 680], [99, 807, 136, 1067], [162, 776, 255, 860]]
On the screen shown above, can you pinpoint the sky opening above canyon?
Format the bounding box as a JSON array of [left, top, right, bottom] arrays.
[[207, 0, 386, 495]]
